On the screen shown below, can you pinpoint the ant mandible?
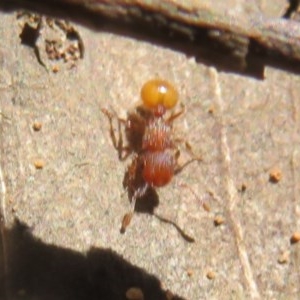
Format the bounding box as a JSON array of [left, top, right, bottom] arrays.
[[102, 79, 201, 232]]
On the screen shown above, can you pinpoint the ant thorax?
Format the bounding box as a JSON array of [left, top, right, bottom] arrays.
[[142, 117, 173, 152]]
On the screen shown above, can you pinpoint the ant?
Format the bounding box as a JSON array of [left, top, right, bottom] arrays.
[[102, 79, 201, 233]]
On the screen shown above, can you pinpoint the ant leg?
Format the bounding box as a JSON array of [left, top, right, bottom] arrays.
[[101, 108, 122, 150], [166, 104, 185, 124], [121, 183, 149, 233], [174, 146, 202, 175], [116, 116, 133, 160], [183, 141, 201, 159], [101, 108, 132, 160]]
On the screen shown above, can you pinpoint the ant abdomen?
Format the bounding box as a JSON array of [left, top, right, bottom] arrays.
[[142, 151, 175, 187]]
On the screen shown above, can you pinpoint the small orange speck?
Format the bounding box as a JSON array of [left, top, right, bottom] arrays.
[[52, 65, 59, 73], [206, 270, 216, 280], [202, 202, 211, 212], [34, 159, 45, 169], [290, 232, 300, 244], [32, 122, 42, 131], [186, 268, 193, 277], [269, 168, 282, 183], [207, 105, 215, 115], [125, 287, 144, 300], [214, 215, 225, 226]]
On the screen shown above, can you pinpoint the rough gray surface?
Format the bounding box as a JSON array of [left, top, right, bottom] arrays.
[[0, 1, 300, 299]]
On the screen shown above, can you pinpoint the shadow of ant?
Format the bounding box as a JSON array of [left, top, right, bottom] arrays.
[[123, 171, 195, 243]]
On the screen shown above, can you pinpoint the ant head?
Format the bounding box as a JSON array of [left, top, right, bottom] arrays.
[[141, 79, 178, 117]]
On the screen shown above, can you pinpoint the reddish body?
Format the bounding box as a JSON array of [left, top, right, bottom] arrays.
[[141, 117, 175, 187], [102, 79, 198, 232]]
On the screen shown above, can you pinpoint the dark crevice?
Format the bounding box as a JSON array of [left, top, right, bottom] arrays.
[[19, 22, 39, 47], [1, 0, 300, 78]]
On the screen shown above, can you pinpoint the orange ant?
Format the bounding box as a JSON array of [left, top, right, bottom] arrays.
[[102, 79, 201, 233]]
